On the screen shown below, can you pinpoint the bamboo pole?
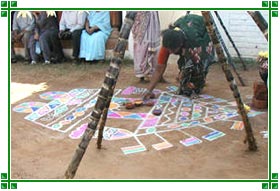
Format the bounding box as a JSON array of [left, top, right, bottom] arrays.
[[214, 11, 247, 71], [202, 11, 257, 151], [96, 89, 113, 149], [210, 12, 246, 86], [247, 11, 268, 41], [65, 11, 137, 179]]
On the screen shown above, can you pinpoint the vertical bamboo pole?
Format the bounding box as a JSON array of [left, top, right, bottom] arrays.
[[202, 11, 257, 151], [65, 11, 137, 179]]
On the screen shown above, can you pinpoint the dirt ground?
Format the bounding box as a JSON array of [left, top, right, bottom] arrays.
[[11, 57, 268, 179]]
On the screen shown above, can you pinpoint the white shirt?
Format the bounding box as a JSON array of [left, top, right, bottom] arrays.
[[59, 11, 87, 32]]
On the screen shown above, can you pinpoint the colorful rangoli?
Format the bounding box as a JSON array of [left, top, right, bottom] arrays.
[[13, 86, 265, 155]]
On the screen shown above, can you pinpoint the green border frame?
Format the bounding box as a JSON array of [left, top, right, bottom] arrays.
[[0, 1, 278, 190]]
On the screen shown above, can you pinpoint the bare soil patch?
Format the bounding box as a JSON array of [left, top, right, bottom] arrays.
[[11, 59, 268, 179]]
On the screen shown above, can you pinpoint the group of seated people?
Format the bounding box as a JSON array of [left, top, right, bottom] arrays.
[[11, 11, 112, 65]]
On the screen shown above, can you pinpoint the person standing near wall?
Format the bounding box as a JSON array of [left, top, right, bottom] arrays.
[[131, 11, 161, 83]]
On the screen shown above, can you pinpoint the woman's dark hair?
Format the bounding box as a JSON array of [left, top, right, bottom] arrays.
[[161, 26, 185, 50]]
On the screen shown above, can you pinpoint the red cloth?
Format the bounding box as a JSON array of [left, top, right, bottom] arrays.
[[158, 47, 170, 65]]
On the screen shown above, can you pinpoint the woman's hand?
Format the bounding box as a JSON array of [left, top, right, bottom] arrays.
[[86, 26, 99, 35], [142, 90, 155, 101]]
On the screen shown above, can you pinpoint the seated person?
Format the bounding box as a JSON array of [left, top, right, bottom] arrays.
[[59, 11, 87, 64], [30, 11, 65, 64], [11, 11, 35, 63], [79, 11, 112, 64]]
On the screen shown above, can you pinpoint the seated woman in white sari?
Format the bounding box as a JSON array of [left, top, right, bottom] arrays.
[[79, 11, 112, 64]]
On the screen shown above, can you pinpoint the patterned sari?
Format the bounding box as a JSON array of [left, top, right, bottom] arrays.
[[174, 14, 214, 96], [132, 11, 161, 78]]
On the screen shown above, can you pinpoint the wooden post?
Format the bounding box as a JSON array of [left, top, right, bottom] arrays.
[[201, 11, 257, 151], [214, 11, 247, 71], [247, 11, 268, 41], [65, 11, 137, 179], [110, 11, 122, 31]]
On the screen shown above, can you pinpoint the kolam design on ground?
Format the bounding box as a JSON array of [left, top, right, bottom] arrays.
[[13, 86, 264, 155]]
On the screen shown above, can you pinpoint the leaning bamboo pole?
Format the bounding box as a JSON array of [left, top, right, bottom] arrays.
[[210, 12, 246, 86], [96, 89, 113, 149], [214, 11, 247, 71], [247, 11, 268, 41], [65, 11, 137, 179], [201, 11, 257, 151]]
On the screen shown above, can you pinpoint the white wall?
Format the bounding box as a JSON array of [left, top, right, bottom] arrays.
[[212, 11, 268, 58]]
